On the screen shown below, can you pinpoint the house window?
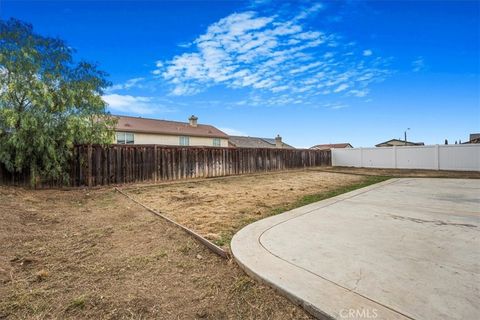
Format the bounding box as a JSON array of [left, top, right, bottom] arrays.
[[117, 132, 134, 144], [213, 138, 221, 147], [126, 132, 134, 144], [179, 136, 190, 146]]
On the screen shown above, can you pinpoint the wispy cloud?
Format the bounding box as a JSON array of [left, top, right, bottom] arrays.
[[248, 0, 272, 8], [348, 89, 369, 97], [294, 2, 324, 21], [318, 102, 348, 110], [412, 56, 425, 72], [103, 94, 175, 115], [154, 4, 390, 105], [334, 83, 349, 93], [363, 49, 373, 56], [107, 77, 145, 92], [177, 42, 193, 48]]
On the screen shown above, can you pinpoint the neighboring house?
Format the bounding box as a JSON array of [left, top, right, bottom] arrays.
[[464, 133, 480, 144], [310, 143, 353, 150], [114, 115, 229, 147], [375, 139, 425, 147], [229, 135, 295, 149]]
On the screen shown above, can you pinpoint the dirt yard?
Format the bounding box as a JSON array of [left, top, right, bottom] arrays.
[[0, 185, 314, 319], [121, 171, 367, 247]]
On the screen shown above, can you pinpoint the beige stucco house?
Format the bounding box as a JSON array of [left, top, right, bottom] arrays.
[[114, 115, 229, 147]]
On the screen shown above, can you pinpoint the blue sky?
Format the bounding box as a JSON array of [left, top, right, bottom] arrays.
[[2, 0, 479, 147]]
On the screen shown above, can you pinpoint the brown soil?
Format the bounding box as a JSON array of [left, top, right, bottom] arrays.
[[314, 166, 480, 179], [0, 185, 313, 319], [122, 171, 365, 247]]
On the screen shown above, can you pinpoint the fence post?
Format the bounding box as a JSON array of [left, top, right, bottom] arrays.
[[154, 145, 158, 182], [393, 146, 397, 169], [435, 144, 440, 170], [360, 147, 364, 167], [87, 144, 93, 187], [71, 145, 77, 187]]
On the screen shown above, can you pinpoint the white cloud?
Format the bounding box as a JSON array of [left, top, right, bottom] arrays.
[[334, 83, 349, 93], [323, 52, 334, 58], [363, 49, 373, 56], [171, 85, 201, 96], [412, 56, 425, 72], [248, 0, 272, 7], [271, 85, 289, 92], [178, 42, 193, 48], [348, 89, 369, 97], [294, 3, 324, 21], [103, 94, 165, 115], [218, 127, 248, 136], [107, 77, 145, 92], [321, 102, 348, 110], [156, 8, 390, 103], [290, 61, 323, 74]]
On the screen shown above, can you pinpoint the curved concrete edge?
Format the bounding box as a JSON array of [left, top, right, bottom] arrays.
[[231, 179, 408, 320]]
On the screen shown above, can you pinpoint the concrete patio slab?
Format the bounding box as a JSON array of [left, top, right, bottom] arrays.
[[231, 178, 480, 320]]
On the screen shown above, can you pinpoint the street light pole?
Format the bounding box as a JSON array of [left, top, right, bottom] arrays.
[[404, 128, 410, 146]]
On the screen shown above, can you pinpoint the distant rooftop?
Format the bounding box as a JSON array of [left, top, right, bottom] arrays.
[[310, 143, 353, 150], [375, 139, 424, 147], [229, 136, 294, 149], [470, 133, 480, 141], [464, 133, 480, 144]]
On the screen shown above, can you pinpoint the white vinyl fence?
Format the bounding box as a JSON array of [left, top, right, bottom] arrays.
[[332, 144, 480, 171]]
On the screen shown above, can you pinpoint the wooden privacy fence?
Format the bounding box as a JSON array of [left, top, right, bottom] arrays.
[[0, 145, 331, 187], [0, 165, 30, 186], [71, 144, 331, 187]]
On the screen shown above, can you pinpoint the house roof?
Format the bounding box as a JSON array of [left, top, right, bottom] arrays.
[[229, 136, 295, 149], [310, 143, 352, 150], [470, 133, 480, 141], [114, 115, 228, 139], [463, 137, 480, 144], [261, 138, 295, 148], [375, 139, 425, 147]]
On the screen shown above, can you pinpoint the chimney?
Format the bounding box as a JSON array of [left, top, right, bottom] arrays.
[[188, 115, 198, 127], [275, 134, 282, 148]]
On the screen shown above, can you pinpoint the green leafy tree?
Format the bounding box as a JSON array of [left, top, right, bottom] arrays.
[[0, 19, 115, 185]]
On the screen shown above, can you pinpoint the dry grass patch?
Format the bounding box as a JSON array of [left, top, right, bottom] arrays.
[[122, 171, 376, 247]]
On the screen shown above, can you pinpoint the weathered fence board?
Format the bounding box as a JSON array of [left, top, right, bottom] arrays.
[[0, 144, 331, 187]]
